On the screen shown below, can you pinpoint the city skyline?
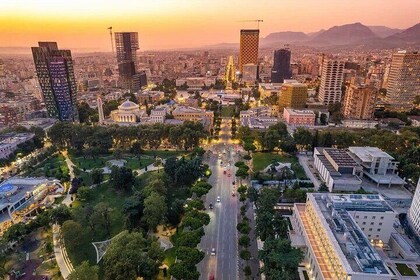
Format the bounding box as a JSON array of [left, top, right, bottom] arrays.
[[1, 0, 419, 51]]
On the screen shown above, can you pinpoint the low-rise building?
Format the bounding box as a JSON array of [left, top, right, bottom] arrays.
[[240, 117, 279, 129], [137, 91, 164, 105], [348, 147, 405, 187], [175, 77, 216, 90], [149, 106, 167, 123], [283, 108, 316, 127], [0, 133, 35, 159], [342, 119, 379, 129], [172, 106, 214, 131], [109, 100, 147, 124], [291, 193, 396, 280], [313, 147, 363, 192]]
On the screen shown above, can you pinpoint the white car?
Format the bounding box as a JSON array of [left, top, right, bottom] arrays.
[[211, 248, 216, 256], [216, 196, 221, 202]]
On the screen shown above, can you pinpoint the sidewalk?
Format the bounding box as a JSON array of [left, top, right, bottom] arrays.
[[52, 224, 73, 279]]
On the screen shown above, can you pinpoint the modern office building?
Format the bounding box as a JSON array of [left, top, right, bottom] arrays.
[[271, 49, 292, 83], [385, 51, 420, 111], [114, 32, 145, 91], [279, 81, 308, 111], [347, 147, 405, 187], [225, 55, 236, 82], [291, 193, 396, 280], [239, 29, 259, 74], [313, 147, 363, 192], [407, 179, 420, 238], [31, 42, 79, 122], [342, 79, 377, 120], [318, 60, 345, 105]]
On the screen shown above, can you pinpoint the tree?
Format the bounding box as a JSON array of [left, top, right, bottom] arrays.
[[50, 205, 72, 225], [3, 223, 28, 242], [175, 228, 204, 248], [238, 235, 250, 247], [169, 262, 200, 280], [91, 168, 104, 185], [259, 238, 303, 278], [123, 192, 145, 231], [77, 186, 92, 201], [240, 249, 251, 260], [110, 166, 135, 191], [92, 202, 113, 237], [62, 220, 87, 250], [142, 192, 167, 231], [176, 247, 205, 265], [293, 128, 313, 151], [243, 141, 256, 154], [69, 261, 99, 280], [104, 231, 164, 280]]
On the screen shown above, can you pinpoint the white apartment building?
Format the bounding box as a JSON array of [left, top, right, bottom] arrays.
[[318, 60, 345, 105], [407, 179, 420, 238], [149, 106, 167, 123], [0, 133, 35, 159], [291, 193, 397, 280]]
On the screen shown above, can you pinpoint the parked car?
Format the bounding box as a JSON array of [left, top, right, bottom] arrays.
[[211, 248, 216, 256], [216, 196, 221, 202]]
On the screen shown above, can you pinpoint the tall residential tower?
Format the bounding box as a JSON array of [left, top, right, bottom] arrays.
[[318, 59, 345, 105], [342, 78, 377, 120], [271, 49, 292, 83], [31, 42, 79, 122], [239, 29, 259, 74], [114, 32, 145, 91], [385, 51, 420, 111]]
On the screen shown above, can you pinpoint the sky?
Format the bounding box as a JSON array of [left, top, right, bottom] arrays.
[[0, 0, 419, 51]]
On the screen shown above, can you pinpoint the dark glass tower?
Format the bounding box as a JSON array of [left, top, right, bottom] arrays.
[[31, 42, 79, 122], [114, 32, 147, 91], [271, 49, 292, 83]]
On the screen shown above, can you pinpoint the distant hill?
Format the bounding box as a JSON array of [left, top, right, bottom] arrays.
[[307, 29, 325, 38], [310, 23, 377, 45], [368, 26, 402, 38], [261, 31, 308, 44], [385, 23, 420, 44]]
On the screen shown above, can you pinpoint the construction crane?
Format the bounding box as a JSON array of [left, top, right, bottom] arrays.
[[107, 27, 114, 55], [237, 19, 263, 29]]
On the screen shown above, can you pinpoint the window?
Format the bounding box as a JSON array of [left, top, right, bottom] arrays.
[[379, 223, 383, 226], [362, 222, 366, 225], [371, 222, 374, 225], [372, 216, 376, 219], [356, 215, 359, 218], [364, 216, 368, 219], [380, 216, 384, 220], [377, 229, 381, 232], [369, 228, 372, 231]]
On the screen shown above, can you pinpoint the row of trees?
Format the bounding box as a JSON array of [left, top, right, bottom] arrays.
[[253, 188, 303, 279], [48, 121, 208, 154], [238, 122, 298, 154]]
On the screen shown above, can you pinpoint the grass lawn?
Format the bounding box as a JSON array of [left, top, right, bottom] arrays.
[[395, 263, 416, 276], [220, 106, 235, 117], [25, 154, 69, 178], [163, 247, 177, 266], [252, 152, 307, 179]]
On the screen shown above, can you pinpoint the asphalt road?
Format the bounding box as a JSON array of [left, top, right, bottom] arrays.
[[198, 119, 239, 280]]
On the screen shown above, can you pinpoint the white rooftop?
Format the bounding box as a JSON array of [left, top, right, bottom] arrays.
[[349, 147, 394, 162]]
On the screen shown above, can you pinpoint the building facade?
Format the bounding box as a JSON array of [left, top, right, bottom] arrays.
[[239, 29, 259, 74], [342, 80, 377, 120], [172, 106, 214, 131], [279, 81, 308, 111], [407, 179, 420, 238], [31, 42, 79, 122], [283, 108, 315, 127], [318, 60, 345, 105], [271, 49, 292, 83], [385, 51, 420, 111], [291, 193, 396, 280]]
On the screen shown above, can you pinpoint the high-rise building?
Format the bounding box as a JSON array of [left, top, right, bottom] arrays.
[[239, 29, 259, 74], [114, 32, 141, 91], [278, 81, 308, 111], [271, 49, 292, 83], [31, 42, 78, 122], [408, 179, 420, 239], [385, 51, 420, 111], [242, 64, 259, 84], [318, 59, 345, 105], [342, 78, 377, 120], [225, 55, 236, 82]]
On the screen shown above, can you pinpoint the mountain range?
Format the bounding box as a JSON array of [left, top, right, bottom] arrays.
[[260, 22, 420, 48]]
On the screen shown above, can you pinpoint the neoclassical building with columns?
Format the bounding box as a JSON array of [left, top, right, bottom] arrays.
[[110, 100, 146, 123]]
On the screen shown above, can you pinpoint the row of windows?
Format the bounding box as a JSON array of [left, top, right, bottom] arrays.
[[355, 215, 385, 219]]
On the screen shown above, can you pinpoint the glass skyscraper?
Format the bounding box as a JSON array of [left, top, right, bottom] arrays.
[[31, 42, 79, 122], [271, 49, 292, 83]]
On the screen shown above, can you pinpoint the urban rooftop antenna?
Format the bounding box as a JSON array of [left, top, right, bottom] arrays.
[[107, 27, 114, 55]]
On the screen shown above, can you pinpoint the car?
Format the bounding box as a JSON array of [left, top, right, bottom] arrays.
[[232, 191, 236, 197], [232, 181, 235, 185], [209, 203, 213, 209], [216, 196, 221, 202], [220, 161, 223, 166], [211, 248, 216, 256]]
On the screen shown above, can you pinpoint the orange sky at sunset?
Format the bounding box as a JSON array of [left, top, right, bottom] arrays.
[[1, 0, 419, 51]]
